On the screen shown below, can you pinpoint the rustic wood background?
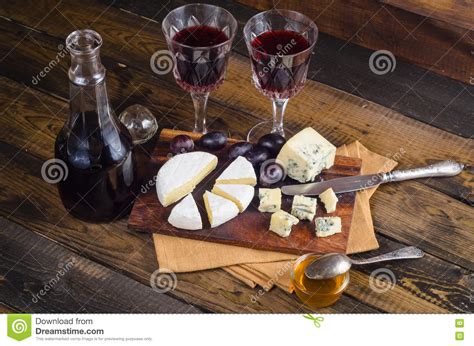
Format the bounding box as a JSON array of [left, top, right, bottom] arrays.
[[0, 0, 472, 313]]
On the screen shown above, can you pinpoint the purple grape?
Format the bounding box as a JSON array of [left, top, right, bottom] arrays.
[[170, 135, 194, 154], [228, 142, 254, 160], [257, 133, 286, 157], [244, 145, 271, 167], [198, 131, 228, 151], [259, 161, 285, 187]]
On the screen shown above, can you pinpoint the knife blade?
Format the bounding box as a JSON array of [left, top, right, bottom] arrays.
[[281, 174, 385, 196], [281, 160, 464, 196]]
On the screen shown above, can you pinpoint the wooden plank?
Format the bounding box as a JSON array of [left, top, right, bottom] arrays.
[[0, 217, 200, 313], [381, 0, 474, 31], [0, 302, 17, 313], [371, 181, 474, 270], [0, 15, 471, 206], [235, 0, 473, 83], [0, 76, 471, 313], [1, 0, 473, 140], [346, 235, 474, 313]]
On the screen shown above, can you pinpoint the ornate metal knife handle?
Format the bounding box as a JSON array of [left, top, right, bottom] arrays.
[[351, 246, 424, 265], [382, 160, 464, 183]]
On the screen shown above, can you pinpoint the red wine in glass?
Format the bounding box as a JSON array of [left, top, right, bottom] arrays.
[[172, 25, 229, 93], [250, 30, 310, 99]]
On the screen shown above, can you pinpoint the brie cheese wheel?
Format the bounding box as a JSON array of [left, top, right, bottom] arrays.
[[215, 156, 257, 186], [258, 188, 281, 213], [156, 151, 218, 207], [269, 210, 299, 238], [315, 217, 342, 237], [203, 191, 239, 228], [319, 188, 338, 213], [211, 184, 254, 213], [167, 194, 202, 230], [276, 127, 336, 183], [291, 195, 317, 221]]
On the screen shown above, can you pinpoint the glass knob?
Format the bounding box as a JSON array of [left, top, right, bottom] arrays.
[[119, 104, 158, 145]]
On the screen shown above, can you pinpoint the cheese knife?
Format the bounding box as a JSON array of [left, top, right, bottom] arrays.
[[281, 160, 464, 196]]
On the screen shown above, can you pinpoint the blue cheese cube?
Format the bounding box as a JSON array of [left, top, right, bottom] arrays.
[[258, 188, 281, 212], [276, 127, 336, 183], [319, 188, 338, 213], [315, 217, 342, 237], [291, 195, 317, 221], [269, 210, 299, 237]]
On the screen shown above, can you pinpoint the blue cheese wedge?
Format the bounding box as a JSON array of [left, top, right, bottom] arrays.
[[258, 188, 281, 212], [167, 194, 202, 230], [291, 195, 317, 221], [212, 184, 254, 213], [156, 151, 218, 207], [315, 217, 342, 237], [203, 191, 239, 228], [215, 156, 257, 186], [319, 188, 338, 213], [276, 127, 336, 183], [269, 210, 299, 237]]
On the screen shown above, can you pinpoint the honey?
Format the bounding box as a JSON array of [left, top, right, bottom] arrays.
[[291, 253, 349, 309]]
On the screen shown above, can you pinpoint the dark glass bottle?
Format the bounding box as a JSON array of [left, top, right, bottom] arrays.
[[55, 30, 137, 222]]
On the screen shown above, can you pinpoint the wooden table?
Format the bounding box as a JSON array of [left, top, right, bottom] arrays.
[[0, 0, 473, 313]]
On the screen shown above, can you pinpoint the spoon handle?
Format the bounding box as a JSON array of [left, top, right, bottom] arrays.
[[350, 246, 424, 265]]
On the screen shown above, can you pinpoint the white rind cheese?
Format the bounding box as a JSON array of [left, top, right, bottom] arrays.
[[319, 188, 338, 213], [269, 210, 299, 237], [212, 184, 254, 213], [156, 151, 218, 207], [167, 194, 202, 230], [258, 188, 281, 212], [203, 191, 239, 228], [315, 217, 342, 237], [276, 127, 336, 183], [291, 195, 317, 221], [215, 156, 257, 186]]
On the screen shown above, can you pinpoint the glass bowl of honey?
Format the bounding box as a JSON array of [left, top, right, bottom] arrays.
[[291, 253, 350, 309]]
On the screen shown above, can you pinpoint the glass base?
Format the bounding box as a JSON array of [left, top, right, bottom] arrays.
[[172, 117, 233, 138], [246, 120, 296, 142]]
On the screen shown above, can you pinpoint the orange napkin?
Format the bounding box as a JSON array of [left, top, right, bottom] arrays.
[[153, 141, 397, 292]]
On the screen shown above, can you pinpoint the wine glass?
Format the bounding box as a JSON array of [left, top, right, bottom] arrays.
[[243, 9, 318, 140], [162, 4, 238, 134]]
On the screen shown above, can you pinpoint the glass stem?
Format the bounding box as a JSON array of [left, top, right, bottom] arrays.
[[190, 92, 209, 134], [271, 98, 289, 137]]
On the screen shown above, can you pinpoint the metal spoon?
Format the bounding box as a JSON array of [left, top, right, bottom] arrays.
[[304, 246, 424, 280]]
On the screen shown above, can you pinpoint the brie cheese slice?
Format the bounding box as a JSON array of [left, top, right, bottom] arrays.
[[156, 151, 218, 207], [215, 156, 257, 186], [203, 191, 239, 228], [319, 188, 338, 213], [211, 184, 254, 213], [167, 194, 202, 230]]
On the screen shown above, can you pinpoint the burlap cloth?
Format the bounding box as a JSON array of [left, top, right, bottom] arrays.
[[153, 141, 397, 292]]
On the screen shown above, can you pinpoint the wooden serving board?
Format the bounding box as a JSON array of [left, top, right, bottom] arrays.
[[128, 129, 361, 255]]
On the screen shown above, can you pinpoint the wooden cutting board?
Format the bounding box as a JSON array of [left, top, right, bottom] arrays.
[[128, 129, 361, 255]]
